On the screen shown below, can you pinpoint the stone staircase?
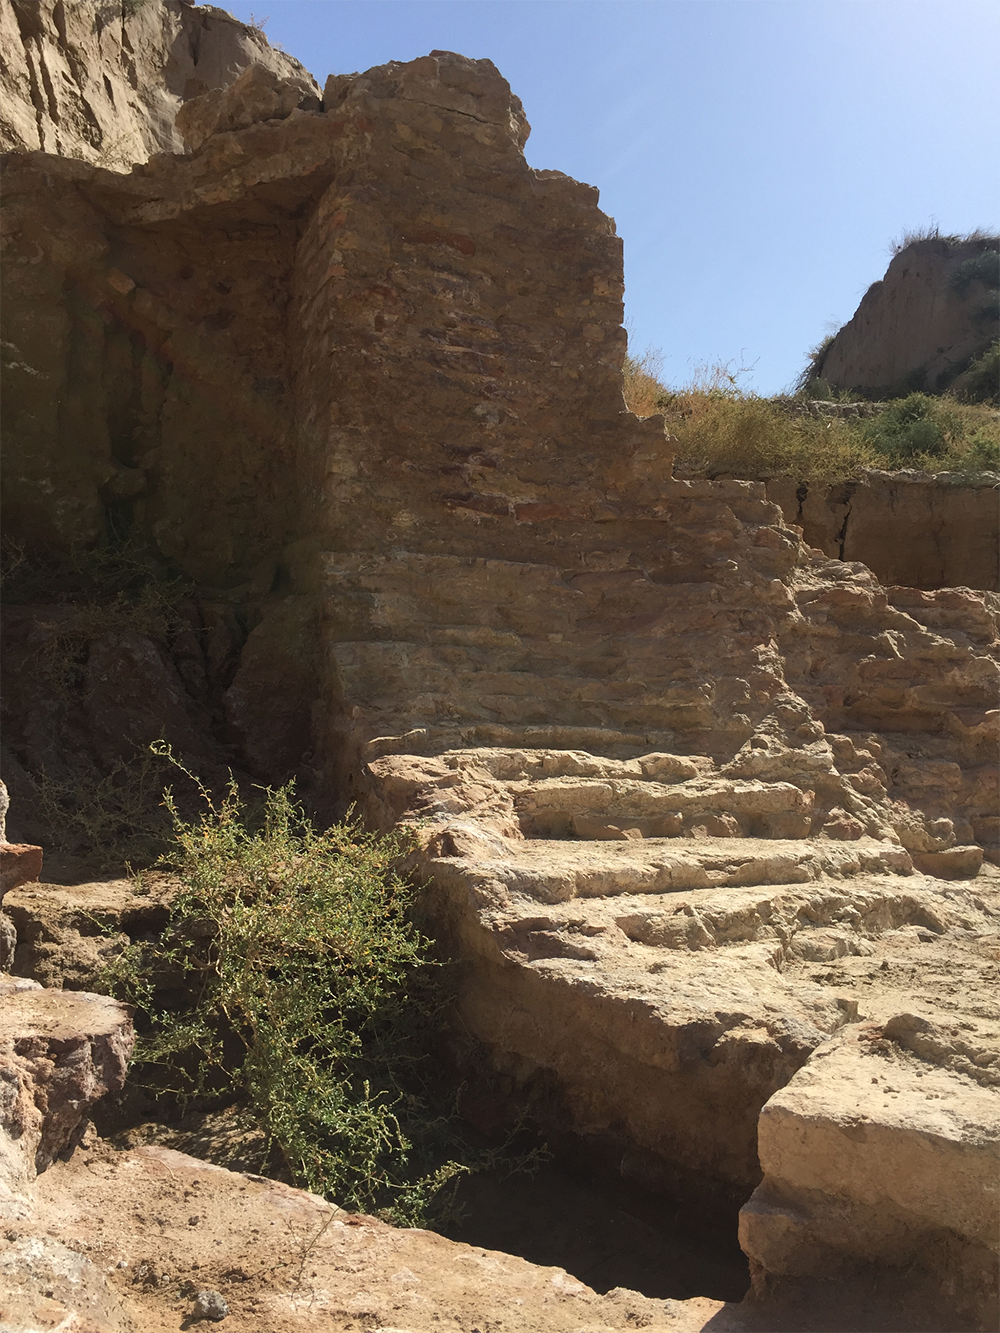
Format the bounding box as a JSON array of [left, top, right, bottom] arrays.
[[321, 475, 998, 1318]]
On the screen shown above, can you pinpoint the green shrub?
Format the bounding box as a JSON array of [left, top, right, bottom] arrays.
[[800, 377, 833, 401], [1, 539, 187, 643], [972, 302, 1000, 329], [28, 747, 184, 870], [951, 248, 1000, 296], [863, 394, 946, 461], [99, 751, 513, 1225], [957, 341, 1000, 407], [620, 345, 999, 480], [964, 427, 1000, 471]]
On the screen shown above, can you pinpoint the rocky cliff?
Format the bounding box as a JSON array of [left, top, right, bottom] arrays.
[[1, 8, 998, 1331], [814, 235, 999, 398], [0, 0, 318, 168]]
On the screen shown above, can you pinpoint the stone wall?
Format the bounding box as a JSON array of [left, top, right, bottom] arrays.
[[1, 50, 666, 797], [2, 32, 999, 1326]]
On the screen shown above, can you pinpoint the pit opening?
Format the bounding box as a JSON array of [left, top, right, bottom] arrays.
[[447, 1133, 750, 1303]]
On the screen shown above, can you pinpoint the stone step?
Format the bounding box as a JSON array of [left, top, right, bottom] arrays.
[[337, 628, 716, 674], [362, 724, 688, 760], [507, 773, 819, 840], [446, 836, 914, 904], [887, 586, 1000, 645], [438, 745, 714, 782]]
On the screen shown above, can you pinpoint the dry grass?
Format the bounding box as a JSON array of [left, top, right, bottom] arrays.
[[623, 350, 1000, 481], [622, 348, 674, 418], [890, 225, 998, 256]]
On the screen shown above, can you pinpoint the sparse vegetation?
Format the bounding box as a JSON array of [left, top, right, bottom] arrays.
[[889, 225, 998, 256], [1, 539, 187, 639], [28, 747, 185, 869], [622, 347, 676, 418], [794, 334, 836, 396], [956, 340, 1000, 407], [951, 247, 1000, 296], [99, 752, 533, 1226], [622, 353, 1000, 480]]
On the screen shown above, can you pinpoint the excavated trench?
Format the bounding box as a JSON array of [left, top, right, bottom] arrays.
[[449, 1143, 751, 1302], [765, 472, 1000, 592]]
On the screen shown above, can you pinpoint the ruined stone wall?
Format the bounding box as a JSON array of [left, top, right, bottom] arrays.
[[291, 56, 659, 570], [2, 32, 999, 1327], [1, 51, 671, 802]]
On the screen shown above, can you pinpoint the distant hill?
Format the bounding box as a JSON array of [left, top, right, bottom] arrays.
[[804, 232, 998, 402]]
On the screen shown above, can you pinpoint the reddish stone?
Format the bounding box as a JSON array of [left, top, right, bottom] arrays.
[[0, 843, 43, 898]]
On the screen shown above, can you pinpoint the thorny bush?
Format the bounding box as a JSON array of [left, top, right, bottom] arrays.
[[101, 746, 507, 1226]]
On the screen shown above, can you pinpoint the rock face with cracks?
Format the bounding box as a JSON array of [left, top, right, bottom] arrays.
[[0, 0, 318, 168], [0, 976, 133, 1213], [1, 9, 999, 1330], [765, 471, 1000, 593]]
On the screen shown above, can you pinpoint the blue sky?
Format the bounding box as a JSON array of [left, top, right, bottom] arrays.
[[227, 0, 999, 394]]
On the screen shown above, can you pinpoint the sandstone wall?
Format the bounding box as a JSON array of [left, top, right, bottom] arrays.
[[0, 0, 318, 169], [814, 237, 999, 398]]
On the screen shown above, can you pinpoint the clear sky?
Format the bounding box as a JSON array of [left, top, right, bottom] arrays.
[[226, 0, 999, 395]]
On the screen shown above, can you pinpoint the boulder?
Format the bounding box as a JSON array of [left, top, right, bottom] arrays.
[[740, 1025, 1000, 1329], [0, 977, 133, 1208]]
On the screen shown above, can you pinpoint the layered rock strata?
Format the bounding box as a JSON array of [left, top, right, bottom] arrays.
[[0, 975, 133, 1215]]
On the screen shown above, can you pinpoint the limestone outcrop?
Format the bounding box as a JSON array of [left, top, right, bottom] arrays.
[[813, 235, 998, 398], [741, 1024, 1000, 1330], [0, 940, 746, 1333], [0, 975, 133, 1214], [3, 1140, 747, 1333], [0, 0, 318, 169]]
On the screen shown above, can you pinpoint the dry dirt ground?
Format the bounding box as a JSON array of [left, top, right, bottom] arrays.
[[4, 1129, 981, 1333]]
